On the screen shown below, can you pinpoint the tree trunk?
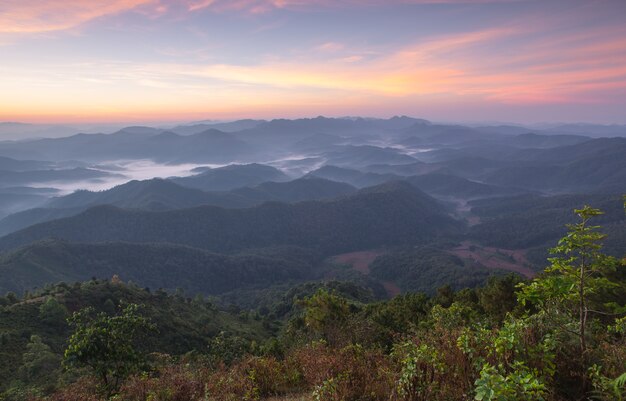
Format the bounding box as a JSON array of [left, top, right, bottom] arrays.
[[579, 254, 588, 394]]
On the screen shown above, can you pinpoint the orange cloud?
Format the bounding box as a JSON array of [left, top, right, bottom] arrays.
[[146, 22, 626, 103], [1, 2, 625, 123]]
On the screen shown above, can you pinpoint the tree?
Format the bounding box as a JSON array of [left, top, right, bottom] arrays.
[[518, 205, 623, 392], [19, 335, 62, 392], [39, 297, 68, 327], [300, 289, 352, 346], [63, 303, 155, 394], [477, 274, 522, 324]]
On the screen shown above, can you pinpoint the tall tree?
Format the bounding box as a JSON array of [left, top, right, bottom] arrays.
[[518, 205, 623, 392], [63, 303, 155, 395]]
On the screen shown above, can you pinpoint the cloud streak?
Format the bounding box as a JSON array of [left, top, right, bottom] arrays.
[[185, 0, 528, 14], [0, 0, 526, 34], [0, 0, 156, 33], [1, 0, 625, 123], [5, 22, 624, 106]]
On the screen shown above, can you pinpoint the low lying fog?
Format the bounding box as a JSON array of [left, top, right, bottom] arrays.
[[31, 160, 229, 195], [28, 155, 330, 195]]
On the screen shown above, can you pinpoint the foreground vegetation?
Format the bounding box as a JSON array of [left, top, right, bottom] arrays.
[[0, 202, 625, 401]]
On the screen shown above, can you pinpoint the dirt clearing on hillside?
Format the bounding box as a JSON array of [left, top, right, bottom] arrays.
[[332, 250, 401, 297], [332, 250, 384, 274], [450, 241, 535, 278]]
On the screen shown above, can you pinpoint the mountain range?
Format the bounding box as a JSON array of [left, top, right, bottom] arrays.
[[0, 116, 624, 300]]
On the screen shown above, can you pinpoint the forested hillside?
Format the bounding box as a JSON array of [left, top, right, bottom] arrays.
[[0, 240, 319, 295], [0, 182, 461, 255], [0, 178, 356, 236], [469, 194, 626, 253], [0, 121, 624, 401], [0, 204, 623, 401]]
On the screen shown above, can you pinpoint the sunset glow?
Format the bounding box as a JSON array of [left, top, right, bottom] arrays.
[[1, 0, 625, 123]]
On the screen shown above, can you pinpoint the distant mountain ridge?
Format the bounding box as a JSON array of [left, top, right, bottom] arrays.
[[0, 156, 52, 171], [483, 138, 626, 193], [0, 127, 252, 163], [305, 166, 528, 199]]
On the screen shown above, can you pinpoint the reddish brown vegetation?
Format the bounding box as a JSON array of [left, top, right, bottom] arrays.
[[332, 250, 401, 297]]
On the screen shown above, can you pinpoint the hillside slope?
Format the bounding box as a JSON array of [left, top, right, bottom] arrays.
[[0, 240, 316, 295], [0, 182, 461, 254], [0, 178, 356, 236]]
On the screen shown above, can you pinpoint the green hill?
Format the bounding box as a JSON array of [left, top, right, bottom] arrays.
[[0, 178, 356, 236], [0, 240, 318, 296], [0, 181, 461, 255], [172, 163, 289, 191], [305, 165, 398, 188], [230, 177, 355, 203], [483, 138, 626, 193], [43, 178, 241, 210], [0, 280, 274, 393], [405, 173, 528, 199], [469, 194, 626, 254]]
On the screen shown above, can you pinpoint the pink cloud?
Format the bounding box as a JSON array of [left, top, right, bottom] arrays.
[[186, 0, 526, 13], [315, 42, 345, 52], [186, 0, 215, 11], [0, 0, 527, 34], [1, 0, 624, 122], [0, 0, 157, 33]]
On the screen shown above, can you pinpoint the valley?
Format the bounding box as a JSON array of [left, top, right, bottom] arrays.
[[0, 117, 623, 298], [0, 116, 624, 401]]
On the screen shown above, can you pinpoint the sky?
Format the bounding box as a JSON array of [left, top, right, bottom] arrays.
[[0, 0, 625, 124]]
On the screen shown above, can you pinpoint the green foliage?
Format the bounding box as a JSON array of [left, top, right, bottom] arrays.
[[393, 342, 444, 401], [477, 274, 523, 323], [207, 331, 256, 366], [590, 366, 626, 401], [474, 362, 547, 401], [369, 246, 500, 294], [0, 240, 316, 296], [223, 280, 378, 319], [312, 375, 341, 401], [1, 199, 624, 401], [363, 293, 430, 348], [458, 315, 555, 401], [0, 278, 303, 396], [0, 334, 62, 400], [515, 204, 625, 396], [430, 302, 478, 330], [519, 206, 617, 307], [38, 297, 68, 327], [469, 194, 625, 258], [19, 335, 61, 382], [63, 303, 156, 393], [518, 205, 623, 385], [300, 289, 352, 346]]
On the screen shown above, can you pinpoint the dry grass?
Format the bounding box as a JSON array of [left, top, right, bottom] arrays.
[[265, 395, 312, 401]]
